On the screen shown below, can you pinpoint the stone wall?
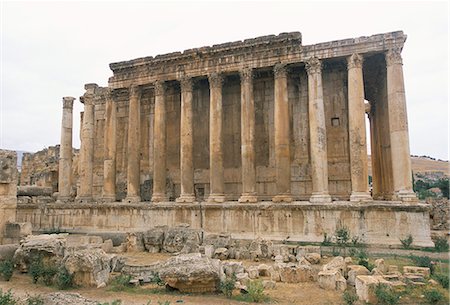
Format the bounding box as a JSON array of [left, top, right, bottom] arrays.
[[20, 146, 79, 196], [16, 201, 433, 247], [0, 149, 18, 243]]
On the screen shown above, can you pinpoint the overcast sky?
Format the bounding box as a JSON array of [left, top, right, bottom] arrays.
[[1, 1, 449, 160]]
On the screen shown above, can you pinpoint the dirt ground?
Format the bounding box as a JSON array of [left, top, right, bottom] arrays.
[[0, 251, 342, 305]]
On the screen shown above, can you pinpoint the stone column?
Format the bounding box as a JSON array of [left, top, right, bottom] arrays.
[[176, 77, 196, 203], [306, 57, 331, 203], [102, 90, 117, 202], [386, 48, 416, 201], [207, 73, 225, 203], [347, 54, 371, 201], [272, 64, 292, 202], [152, 81, 168, 202], [125, 85, 141, 203], [58, 96, 74, 201], [239, 68, 258, 203], [77, 83, 96, 202]]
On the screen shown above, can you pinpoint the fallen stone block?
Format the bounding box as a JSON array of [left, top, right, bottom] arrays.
[[305, 253, 321, 264], [318, 270, 347, 291], [355, 275, 391, 303], [279, 263, 313, 283], [403, 266, 430, 277], [347, 265, 370, 286]]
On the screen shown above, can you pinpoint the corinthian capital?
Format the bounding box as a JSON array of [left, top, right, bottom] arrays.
[[347, 53, 363, 70], [208, 72, 223, 89], [179, 76, 193, 92], [129, 85, 140, 98], [273, 63, 287, 79], [240, 68, 253, 83], [154, 81, 166, 96], [62, 97, 75, 109], [305, 57, 322, 75], [386, 48, 403, 66]]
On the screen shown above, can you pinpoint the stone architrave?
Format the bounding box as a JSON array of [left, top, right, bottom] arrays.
[[77, 84, 97, 203], [306, 58, 331, 203], [152, 81, 168, 202], [207, 73, 225, 203], [177, 77, 196, 203], [58, 96, 75, 201], [347, 54, 371, 201], [239, 68, 258, 203], [385, 48, 417, 202], [125, 85, 141, 203], [102, 90, 117, 202], [272, 64, 292, 203]]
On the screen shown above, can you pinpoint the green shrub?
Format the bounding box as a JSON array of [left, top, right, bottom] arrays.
[[55, 266, 74, 290], [41, 264, 58, 286], [0, 289, 17, 305], [423, 288, 445, 304], [433, 273, 449, 289], [247, 280, 267, 303], [400, 235, 413, 249], [0, 260, 14, 281], [434, 237, 449, 252], [342, 290, 358, 305], [29, 257, 44, 284], [357, 248, 368, 260], [335, 225, 350, 247], [220, 275, 236, 298], [97, 300, 122, 305], [151, 274, 165, 286], [109, 274, 132, 291], [351, 236, 361, 247], [26, 295, 44, 305], [374, 284, 399, 305], [321, 233, 332, 246]]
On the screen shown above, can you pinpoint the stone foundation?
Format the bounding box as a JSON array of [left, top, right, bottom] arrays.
[[16, 201, 433, 247]]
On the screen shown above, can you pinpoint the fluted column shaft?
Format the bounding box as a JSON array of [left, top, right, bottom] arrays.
[[239, 68, 258, 203], [58, 96, 74, 201], [386, 49, 416, 201], [207, 73, 225, 203], [177, 77, 195, 203], [125, 85, 141, 203], [152, 81, 168, 202], [77, 84, 96, 202], [347, 54, 371, 201], [306, 58, 332, 203], [272, 64, 292, 203], [103, 90, 117, 202]]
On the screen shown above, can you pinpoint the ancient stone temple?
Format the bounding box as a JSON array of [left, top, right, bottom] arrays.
[[16, 31, 433, 247]]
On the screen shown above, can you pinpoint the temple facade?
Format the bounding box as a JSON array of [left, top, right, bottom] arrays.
[[59, 31, 416, 204]]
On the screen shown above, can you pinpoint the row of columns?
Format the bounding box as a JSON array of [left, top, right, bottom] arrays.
[[58, 51, 414, 203]]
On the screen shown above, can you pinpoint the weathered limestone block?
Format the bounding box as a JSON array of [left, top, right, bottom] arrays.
[[403, 266, 430, 277], [125, 232, 145, 252], [121, 262, 162, 283], [374, 258, 387, 273], [163, 225, 201, 254], [257, 264, 272, 277], [247, 266, 259, 279], [4, 222, 32, 240], [203, 233, 232, 249], [279, 263, 314, 283], [143, 226, 166, 253], [347, 265, 370, 286], [0, 244, 19, 261], [304, 253, 321, 264], [262, 279, 276, 289], [355, 275, 391, 303], [236, 272, 250, 286], [17, 186, 53, 197], [222, 261, 244, 277], [63, 248, 111, 287], [296, 245, 321, 259], [322, 256, 346, 275], [158, 253, 224, 293], [318, 270, 347, 291], [13, 233, 67, 271], [214, 247, 229, 260]]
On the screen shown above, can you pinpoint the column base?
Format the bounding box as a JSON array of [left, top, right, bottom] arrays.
[[350, 192, 372, 202], [310, 193, 332, 203], [152, 193, 168, 203], [396, 190, 418, 202], [176, 194, 196, 203], [75, 196, 93, 204], [238, 193, 258, 203], [272, 194, 293, 203], [123, 196, 141, 203], [207, 193, 226, 203]]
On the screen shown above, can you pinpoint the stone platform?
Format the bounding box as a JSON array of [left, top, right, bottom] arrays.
[[16, 201, 433, 247]]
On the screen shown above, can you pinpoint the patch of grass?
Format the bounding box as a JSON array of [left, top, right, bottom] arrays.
[[26, 295, 44, 305], [108, 274, 132, 292], [434, 237, 449, 252], [55, 266, 74, 290], [400, 234, 413, 249], [97, 300, 122, 305], [220, 275, 236, 298], [342, 290, 358, 305], [246, 280, 268, 303], [423, 287, 446, 304], [0, 289, 17, 305], [374, 283, 400, 305], [409, 255, 435, 274], [433, 273, 449, 289], [0, 260, 14, 281]]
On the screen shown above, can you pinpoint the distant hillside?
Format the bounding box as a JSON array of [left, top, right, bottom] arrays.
[[368, 155, 449, 176]]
